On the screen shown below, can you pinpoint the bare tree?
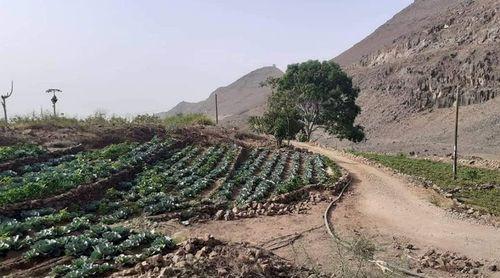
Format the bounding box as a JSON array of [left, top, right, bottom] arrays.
[[45, 88, 62, 117], [1, 81, 13, 124]]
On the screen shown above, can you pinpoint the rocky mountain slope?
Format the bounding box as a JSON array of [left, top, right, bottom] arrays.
[[159, 66, 283, 126], [328, 0, 500, 157]]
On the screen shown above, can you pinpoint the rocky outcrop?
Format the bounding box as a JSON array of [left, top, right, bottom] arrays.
[[348, 0, 499, 111]]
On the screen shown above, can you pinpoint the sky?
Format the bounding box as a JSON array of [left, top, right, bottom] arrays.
[[0, 0, 412, 118]]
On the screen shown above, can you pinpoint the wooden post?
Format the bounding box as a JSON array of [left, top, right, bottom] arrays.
[[215, 93, 219, 125], [453, 88, 460, 180]]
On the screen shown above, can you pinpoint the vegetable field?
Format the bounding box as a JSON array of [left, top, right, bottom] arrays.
[[0, 137, 338, 277]]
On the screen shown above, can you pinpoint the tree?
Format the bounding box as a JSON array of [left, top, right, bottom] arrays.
[[249, 78, 303, 147], [1, 81, 13, 124], [45, 88, 62, 117], [263, 60, 364, 143]]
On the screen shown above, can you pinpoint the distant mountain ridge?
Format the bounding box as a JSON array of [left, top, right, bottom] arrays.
[[158, 66, 283, 125]]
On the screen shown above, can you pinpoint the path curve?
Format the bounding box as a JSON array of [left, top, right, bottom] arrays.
[[293, 142, 500, 261]]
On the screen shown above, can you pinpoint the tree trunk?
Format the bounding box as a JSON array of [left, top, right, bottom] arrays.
[[304, 124, 313, 142], [1, 101, 7, 124]]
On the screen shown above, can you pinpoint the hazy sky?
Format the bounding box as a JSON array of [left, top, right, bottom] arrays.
[[0, 0, 412, 117]]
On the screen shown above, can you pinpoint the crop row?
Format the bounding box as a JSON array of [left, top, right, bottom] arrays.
[[0, 138, 172, 206], [216, 149, 269, 201], [0, 212, 174, 277], [0, 144, 47, 164], [216, 149, 333, 205], [88, 144, 239, 218]]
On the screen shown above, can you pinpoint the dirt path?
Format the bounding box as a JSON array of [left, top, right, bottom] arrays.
[[293, 142, 500, 261]]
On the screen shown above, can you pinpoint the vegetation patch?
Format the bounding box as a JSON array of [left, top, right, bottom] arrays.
[[2, 112, 213, 130], [0, 133, 341, 277], [351, 151, 500, 215], [0, 144, 47, 163]]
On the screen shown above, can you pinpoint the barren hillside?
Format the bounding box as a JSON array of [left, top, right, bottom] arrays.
[[158, 66, 283, 126], [329, 0, 500, 157]]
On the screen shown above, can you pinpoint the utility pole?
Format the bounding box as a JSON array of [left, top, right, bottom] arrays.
[[453, 87, 460, 180], [215, 93, 219, 125]]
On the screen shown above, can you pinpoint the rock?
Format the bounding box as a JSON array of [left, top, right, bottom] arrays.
[[174, 249, 185, 256], [217, 268, 228, 276], [260, 262, 272, 273], [122, 268, 138, 275], [224, 210, 234, 221], [488, 264, 498, 272], [214, 210, 224, 220], [185, 253, 194, 262], [134, 262, 146, 273], [481, 184, 494, 190], [232, 207, 239, 214], [147, 254, 163, 265], [209, 251, 218, 259], [174, 261, 186, 268], [172, 255, 182, 263], [184, 243, 195, 253], [195, 250, 205, 259], [424, 249, 435, 256], [203, 233, 214, 242]]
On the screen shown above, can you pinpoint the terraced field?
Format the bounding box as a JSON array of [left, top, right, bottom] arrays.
[[0, 136, 338, 277]]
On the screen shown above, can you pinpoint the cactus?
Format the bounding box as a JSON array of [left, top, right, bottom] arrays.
[[45, 88, 62, 117], [1, 81, 13, 124]]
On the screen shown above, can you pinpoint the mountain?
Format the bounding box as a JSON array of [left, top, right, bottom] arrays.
[[162, 0, 499, 157], [158, 66, 283, 126], [328, 0, 500, 158]]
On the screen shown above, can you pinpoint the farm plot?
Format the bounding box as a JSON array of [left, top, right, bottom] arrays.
[[0, 144, 47, 164], [0, 137, 339, 277], [0, 138, 174, 207], [214, 148, 337, 206]]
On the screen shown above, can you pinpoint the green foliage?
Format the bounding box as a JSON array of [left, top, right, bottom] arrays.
[[463, 169, 479, 182], [257, 60, 364, 143], [6, 111, 212, 130], [52, 256, 114, 278], [277, 177, 304, 194], [0, 144, 47, 163], [0, 139, 170, 206], [248, 96, 303, 147], [352, 151, 500, 215]]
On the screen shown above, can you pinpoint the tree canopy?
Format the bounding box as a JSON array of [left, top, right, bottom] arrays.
[[250, 60, 364, 145]]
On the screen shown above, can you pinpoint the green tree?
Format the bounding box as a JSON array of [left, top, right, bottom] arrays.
[[262, 60, 364, 142], [249, 77, 303, 147]]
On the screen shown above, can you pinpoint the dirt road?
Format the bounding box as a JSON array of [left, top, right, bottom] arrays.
[[293, 142, 500, 261]]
